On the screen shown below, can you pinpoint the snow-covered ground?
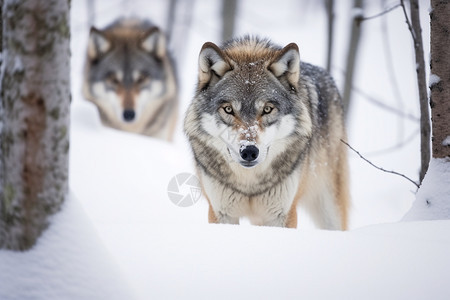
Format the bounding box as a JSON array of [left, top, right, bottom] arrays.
[[2, 0, 450, 299]]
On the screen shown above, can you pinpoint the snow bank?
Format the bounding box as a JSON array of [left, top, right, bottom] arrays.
[[98, 220, 450, 300], [0, 193, 135, 300], [403, 158, 450, 221]]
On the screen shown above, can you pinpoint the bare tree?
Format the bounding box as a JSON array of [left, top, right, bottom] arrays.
[[325, 0, 334, 73], [430, 0, 450, 159], [166, 0, 177, 42], [342, 0, 363, 117], [401, 0, 430, 182], [87, 0, 95, 27], [0, 0, 71, 251], [221, 0, 237, 42]]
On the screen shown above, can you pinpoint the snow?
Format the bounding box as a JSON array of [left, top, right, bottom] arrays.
[[0, 193, 135, 300], [429, 73, 441, 87], [443, 136, 450, 147], [403, 158, 450, 221], [2, 0, 449, 299]]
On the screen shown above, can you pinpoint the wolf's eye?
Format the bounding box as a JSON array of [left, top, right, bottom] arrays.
[[263, 106, 273, 115], [107, 74, 120, 86], [223, 106, 234, 115], [135, 73, 149, 85]]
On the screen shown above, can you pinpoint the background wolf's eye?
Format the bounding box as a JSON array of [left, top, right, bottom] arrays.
[[263, 106, 273, 115], [107, 73, 120, 86], [223, 106, 234, 115]]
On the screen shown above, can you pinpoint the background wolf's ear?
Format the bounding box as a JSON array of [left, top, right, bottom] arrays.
[[269, 43, 300, 90], [198, 42, 231, 90], [88, 27, 111, 60], [141, 28, 166, 59]]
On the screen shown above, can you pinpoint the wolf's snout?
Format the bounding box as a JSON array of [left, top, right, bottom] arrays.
[[240, 145, 259, 162], [123, 109, 136, 122]]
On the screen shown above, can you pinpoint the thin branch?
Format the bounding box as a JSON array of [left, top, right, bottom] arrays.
[[359, 3, 401, 22], [364, 128, 419, 156], [400, 0, 416, 41], [341, 139, 420, 189], [352, 86, 419, 122]]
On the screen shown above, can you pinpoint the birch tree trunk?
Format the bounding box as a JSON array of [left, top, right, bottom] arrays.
[[0, 0, 71, 251], [430, 0, 450, 159]]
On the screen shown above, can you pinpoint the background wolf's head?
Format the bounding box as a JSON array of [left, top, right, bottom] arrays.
[[83, 19, 173, 129]]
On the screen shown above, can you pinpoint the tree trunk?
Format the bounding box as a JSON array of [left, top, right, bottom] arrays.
[[166, 0, 177, 42], [221, 0, 237, 42], [0, 0, 71, 251], [325, 0, 334, 73], [342, 0, 363, 118], [87, 0, 95, 27], [408, 0, 431, 182], [430, 0, 450, 159]]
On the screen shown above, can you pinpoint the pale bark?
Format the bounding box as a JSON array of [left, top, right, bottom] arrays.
[[0, 0, 71, 250], [430, 0, 450, 159]]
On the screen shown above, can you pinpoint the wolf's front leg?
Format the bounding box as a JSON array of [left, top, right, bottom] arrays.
[[208, 205, 239, 224], [201, 174, 242, 225]]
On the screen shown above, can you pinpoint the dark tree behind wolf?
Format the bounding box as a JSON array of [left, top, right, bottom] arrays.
[[185, 37, 349, 229], [0, 0, 71, 250]]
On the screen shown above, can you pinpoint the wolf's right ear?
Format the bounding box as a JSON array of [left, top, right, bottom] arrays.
[[198, 42, 231, 90], [87, 27, 111, 60]]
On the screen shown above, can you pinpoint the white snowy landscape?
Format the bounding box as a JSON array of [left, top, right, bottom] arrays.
[[1, 0, 450, 299]]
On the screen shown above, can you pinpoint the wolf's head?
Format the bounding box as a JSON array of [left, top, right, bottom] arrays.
[[84, 20, 169, 125], [186, 37, 312, 169]]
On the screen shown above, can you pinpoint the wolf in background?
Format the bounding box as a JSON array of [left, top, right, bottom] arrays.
[[184, 36, 350, 229], [83, 19, 178, 141]]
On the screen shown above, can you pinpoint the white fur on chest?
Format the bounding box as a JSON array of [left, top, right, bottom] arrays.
[[200, 168, 301, 226]]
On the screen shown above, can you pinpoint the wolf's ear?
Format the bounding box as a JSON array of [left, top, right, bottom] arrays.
[[198, 42, 231, 90], [141, 28, 166, 59], [269, 43, 300, 90], [88, 27, 111, 60]]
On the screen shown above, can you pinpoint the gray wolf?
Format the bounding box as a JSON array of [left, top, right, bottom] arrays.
[[83, 19, 178, 141], [184, 36, 349, 229]]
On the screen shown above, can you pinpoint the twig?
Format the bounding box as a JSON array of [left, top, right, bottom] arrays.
[[359, 3, 401, 22], [352, 86, 419, 122], [341, 139, 420, 189], [400, 0, 416, 41]]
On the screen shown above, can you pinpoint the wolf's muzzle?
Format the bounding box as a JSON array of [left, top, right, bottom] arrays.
[[240, 145, 259, 162]]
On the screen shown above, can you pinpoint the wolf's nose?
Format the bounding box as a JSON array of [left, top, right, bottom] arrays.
[[240, 145, 259, 162], [123, 109, 135, 122]]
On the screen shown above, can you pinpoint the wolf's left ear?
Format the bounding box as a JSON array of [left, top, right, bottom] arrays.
[[88, 27, 111, 60], [198, 42, 231, 90], [269, 43, 300, 90], [141, 28, 166, 59]]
